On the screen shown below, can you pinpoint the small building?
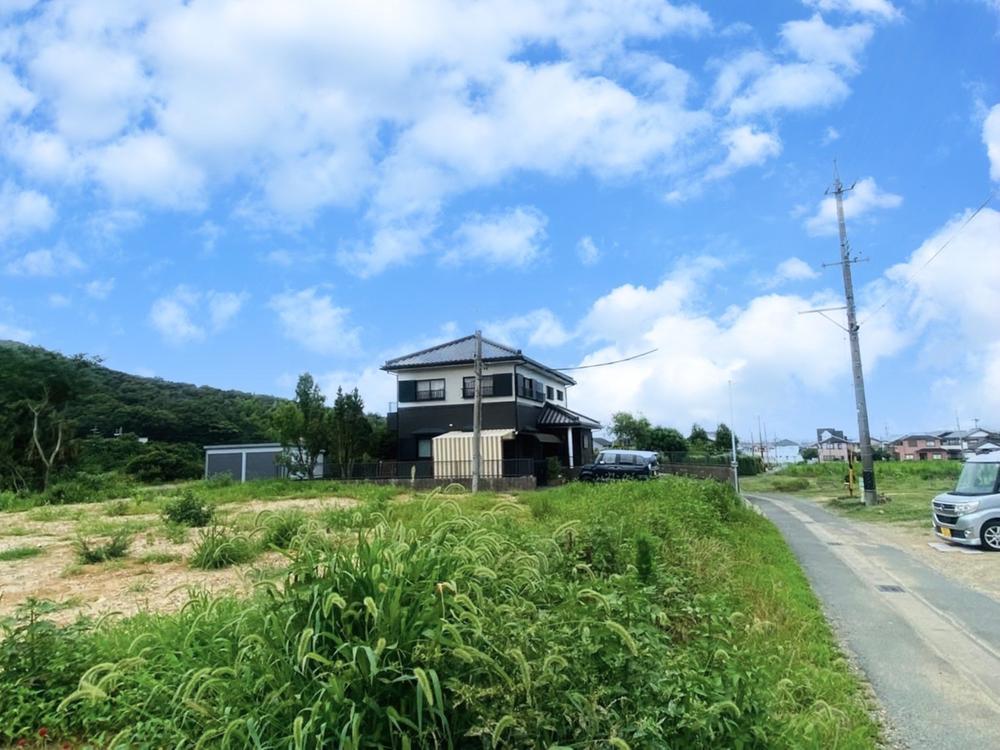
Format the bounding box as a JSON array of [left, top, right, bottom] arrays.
[[203, 443, 324, 482], [891, 433, 949, 461], [815, 427, 854, 462], [770, 439, 803, 465]]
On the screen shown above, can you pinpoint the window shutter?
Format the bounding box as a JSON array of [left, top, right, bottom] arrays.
[[492, 373, 513, 397], [398, 380, 417, 402]]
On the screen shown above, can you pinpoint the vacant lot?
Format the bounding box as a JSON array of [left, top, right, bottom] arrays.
[[740, 461, 961, 523], [2, 477, 880, 748]]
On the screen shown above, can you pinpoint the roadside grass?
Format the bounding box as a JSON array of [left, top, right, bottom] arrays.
[[741, 461, 960, 523], [0, 545, 43, 562], [0, 478, 880, 748]]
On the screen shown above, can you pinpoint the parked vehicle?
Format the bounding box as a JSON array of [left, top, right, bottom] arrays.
[[578, 450, 659, 482], [931, 451, 1000, 550]]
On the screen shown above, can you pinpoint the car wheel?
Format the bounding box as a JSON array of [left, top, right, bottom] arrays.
[[981, 520, 1000, 551]]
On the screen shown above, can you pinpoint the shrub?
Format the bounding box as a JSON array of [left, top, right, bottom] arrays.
[[204, 473, 234, 488], [161, 490, 213, 527], [771, 477, 811, 492], [74, 529, 131, 564], [528, 492, 555, 519], [189, 526, 257, 569], [43, 472, 135, 505], [257, 510, 307, 549], [124, 444, 202, 483]]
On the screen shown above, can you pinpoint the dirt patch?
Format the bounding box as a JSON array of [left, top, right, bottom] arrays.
[[219, 495, 358, 516], [873, 522, 1000, 604]]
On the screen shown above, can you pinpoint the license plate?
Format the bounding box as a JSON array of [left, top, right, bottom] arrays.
[[940, 527, 952, 538]]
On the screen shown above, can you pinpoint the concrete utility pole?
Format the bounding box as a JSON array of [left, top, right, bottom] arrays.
[[471, 330, 483, 492], [729, 380, 739, 494], [831, 169, 879, 506]]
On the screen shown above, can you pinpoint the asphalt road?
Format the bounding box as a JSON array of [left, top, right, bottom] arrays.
[[747, 492, 1000, 749]]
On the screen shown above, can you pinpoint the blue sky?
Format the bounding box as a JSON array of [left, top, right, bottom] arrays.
[[1, 0, 999, 443]]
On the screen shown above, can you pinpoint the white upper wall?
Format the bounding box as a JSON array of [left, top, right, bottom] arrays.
[[396, 361, 570, 409]]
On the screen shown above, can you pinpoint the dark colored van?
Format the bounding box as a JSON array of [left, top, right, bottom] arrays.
[[578, 450, 659, 481]]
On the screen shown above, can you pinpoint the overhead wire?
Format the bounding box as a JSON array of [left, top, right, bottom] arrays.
[[553, 348, 658, 371], [858, 189, 996, 328]]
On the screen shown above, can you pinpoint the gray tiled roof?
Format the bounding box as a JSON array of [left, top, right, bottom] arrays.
[[537, 403, 601, 429], [384, 335, 520, 368], [382, 334, 576, 385]]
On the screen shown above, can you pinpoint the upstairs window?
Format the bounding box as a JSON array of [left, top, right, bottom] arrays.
[[462, 376, 494, 398], [556, 389, 564, 401], [546, 385, 554, 399], [415, 379, 445, 401]]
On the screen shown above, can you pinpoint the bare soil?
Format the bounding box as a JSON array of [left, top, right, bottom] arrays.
[[871, 521, 1000, 603], [0, 495, 358, 624]]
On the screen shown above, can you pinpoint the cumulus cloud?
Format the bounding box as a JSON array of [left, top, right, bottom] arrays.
[[0, 181, 55, 239], [443, 206, 547, 268], [984, 103, 1000, 181], [577, 236, 601, 265], [269, 287, 360, 355], [5, 247, 84, 276], [48, 292, 71, 308], [0, 320, 33, 341], [84, 277, 115, 300], [804, 0, 901, 21], [805, 176, 902, 235], [482, 308, 573, 349], [150, 285, 247, 344], [780, 14, 874, 72], [707, 125, 782, 181], [758, 257, 820, 289]]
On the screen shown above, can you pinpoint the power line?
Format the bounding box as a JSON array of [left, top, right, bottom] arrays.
[[553, 348, 658, 371], [859, 189, 996, 328]]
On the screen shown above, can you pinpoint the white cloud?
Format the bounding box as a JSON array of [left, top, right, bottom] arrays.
[[728, 62, 851, 117], [315, 366, 396, 414], [0, 320, 33, 341], [206, 290, 248, 331], [822, 126, 841, 145], [482, 308, 573, 349], [0, 62, 36, 120], [805, 176, 902, 235], [90, 133, 204, 208], [150, 286, 204, 345], [5, 247, 84, 276], [0, 181, 55, 239], [759, 257, 820, 289], [443, 206, 547, 268], [804, 0, 901, 21], [84, 277, 115, 300], [780, 14, 874, 73], [706, 125, 782, 181], [149, 285, 247, 344], [984, 103, 1000, 181], [48, 292, 71, 308], [269, 287, 360, 355], [577, 235, 601, 265]]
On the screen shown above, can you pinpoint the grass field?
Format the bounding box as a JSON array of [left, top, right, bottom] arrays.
[[740, 461, 962, 523], [0, 476, 880, 749]]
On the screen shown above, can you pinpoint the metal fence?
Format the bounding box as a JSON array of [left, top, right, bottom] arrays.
[[324, 458, 542, 482]]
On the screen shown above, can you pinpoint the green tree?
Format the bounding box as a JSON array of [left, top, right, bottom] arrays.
[[800, 446, 819, 462], [331, 388, 371, 478], [610, 412, 652, 449], [688, 423, 711, 453], [647, 427, 688, 456], [272, 373, 330, 478], [714, 423, 736, 453]]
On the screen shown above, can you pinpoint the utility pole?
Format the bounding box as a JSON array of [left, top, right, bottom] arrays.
[[831, 168, 879, 506], [729, 380, 739, 493], [471, 330, 483, 492]]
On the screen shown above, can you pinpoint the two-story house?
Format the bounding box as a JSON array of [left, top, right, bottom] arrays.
[[815, 427, 854, 462], [382, 334, 600, 476], [892, 433, 947, 461]]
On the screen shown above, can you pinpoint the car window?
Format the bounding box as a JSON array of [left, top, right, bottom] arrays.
[[619, 454, 636, 465], [596, 452, 615, 465]]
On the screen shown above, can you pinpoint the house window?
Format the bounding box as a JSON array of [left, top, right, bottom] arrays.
[[546, 385, 554, 399], [907, 439, 917, 447], [417, 438, 433, 458], [415, 379, 445, 401], [462, 376, 494, 398], [926, 439, 936, 447], [556, 390, 563, 401]]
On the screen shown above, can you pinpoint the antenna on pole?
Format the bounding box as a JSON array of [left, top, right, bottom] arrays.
[[830, 166, 879, 506]]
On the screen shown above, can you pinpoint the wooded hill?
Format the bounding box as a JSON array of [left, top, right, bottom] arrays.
[[1, 340, 285, 491], [0, 340, 281, 446]]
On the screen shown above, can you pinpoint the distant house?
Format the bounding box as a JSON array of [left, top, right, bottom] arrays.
[[770, 439, 803, 465], [891, 433, 945, 461], [593, 436, 613, 452], [383, 334, 600, 476], [815, 428, 853, 462]]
